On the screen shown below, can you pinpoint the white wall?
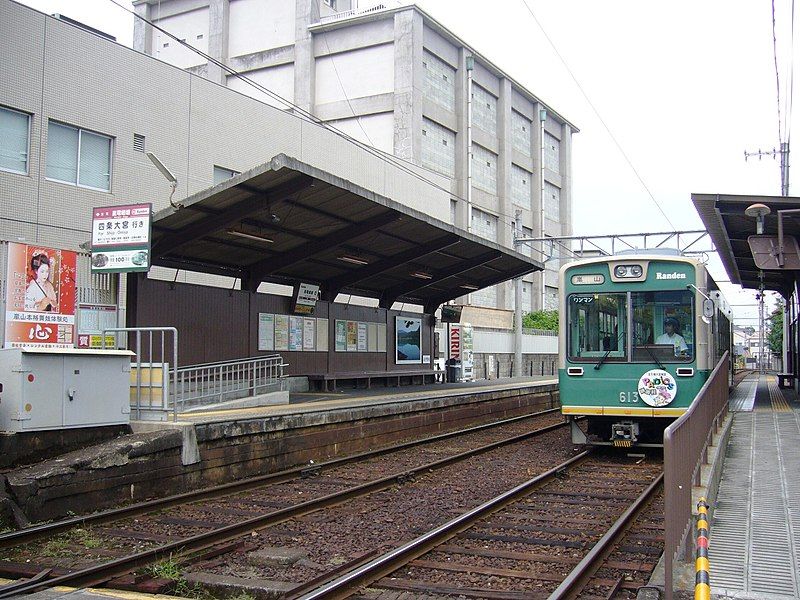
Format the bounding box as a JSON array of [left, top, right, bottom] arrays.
[[153, 7, 209, 68], [226, 64, 295, 109], [328, 112, 394, 154], [315, 44, 394, 105], [229, 0, 296, 57], [473, 330, 558, 354]]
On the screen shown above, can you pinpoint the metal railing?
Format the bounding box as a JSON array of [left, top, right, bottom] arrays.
[[103, 327, 179, 422], [174, 354, 285, 411], [317, 0, 405, 24], [663, 352, 730, 600]]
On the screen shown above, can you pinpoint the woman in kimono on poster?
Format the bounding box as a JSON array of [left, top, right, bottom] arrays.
[[25, 253, 58, 312]]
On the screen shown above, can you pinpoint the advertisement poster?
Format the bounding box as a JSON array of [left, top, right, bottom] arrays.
[[91, 203, 152, 273], [289, 316, 303, 351], [303, 318, 315, 350], [335, 320, 347, 352], [346, 321, 358, 352], [396, 316, 422, 364], [258, 313, 275, 351], [357, 322, 368, 352], [274, 315, 290, 351], [5, 242, 77, 348]]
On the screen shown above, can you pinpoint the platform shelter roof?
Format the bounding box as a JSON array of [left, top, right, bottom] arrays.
[[693, 192, 800, 296], [151, 154, 541, 310]]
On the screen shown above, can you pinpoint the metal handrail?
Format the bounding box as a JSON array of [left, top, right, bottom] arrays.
[[663, 351, 730, 600], [175, 354, 285, 411]]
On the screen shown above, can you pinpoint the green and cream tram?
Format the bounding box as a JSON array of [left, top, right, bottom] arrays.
[[558, 252, 732, 447]]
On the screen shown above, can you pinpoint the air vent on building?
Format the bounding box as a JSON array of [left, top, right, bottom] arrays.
[[133, 133, 145, 153]]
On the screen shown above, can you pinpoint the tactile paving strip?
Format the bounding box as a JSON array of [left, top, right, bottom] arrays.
[[729, 375, 758, 412], [709, 396, 800, 598]]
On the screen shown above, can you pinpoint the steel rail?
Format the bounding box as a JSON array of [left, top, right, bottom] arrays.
[[547, 472, 664, 599], [0, 419, 569, 598], [290, 451, 594, 600], [0, 406, 561, 550]]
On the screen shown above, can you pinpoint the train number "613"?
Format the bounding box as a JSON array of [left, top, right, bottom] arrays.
[[619, 392, 639, 403]]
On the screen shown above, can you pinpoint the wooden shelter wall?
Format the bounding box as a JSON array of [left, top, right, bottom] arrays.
[[128, 276, 434, 374]]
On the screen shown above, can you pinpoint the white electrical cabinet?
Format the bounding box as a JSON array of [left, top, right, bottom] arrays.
[[0, 348, 134, 432]]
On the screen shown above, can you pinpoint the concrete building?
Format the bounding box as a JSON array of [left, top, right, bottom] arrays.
[[131, 0, 577, 317]]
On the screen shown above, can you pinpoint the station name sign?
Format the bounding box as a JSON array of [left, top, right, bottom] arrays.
[[91, 203, 152, 273]]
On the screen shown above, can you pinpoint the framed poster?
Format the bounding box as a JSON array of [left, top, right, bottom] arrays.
[[303, 317, 316, 350], [5, 242, 77, 349], [395, 316, 422, 364], [377, 324, 387, 353], [357, 322, 368, 351], [258, 313, 275, 351], [289, 316, 303, 351], [335, 320, 347, 352], [274, 315, 290, 351], [77, 303, 117, 349], [317, 318, 329, 352], [346, 321, 357, 352], [368, 323, 378, 352]]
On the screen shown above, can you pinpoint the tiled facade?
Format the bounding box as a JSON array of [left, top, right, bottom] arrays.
[[130, 0, 577, 313]]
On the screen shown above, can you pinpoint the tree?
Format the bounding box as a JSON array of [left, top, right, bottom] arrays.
[[767, 307, 784, 355], [523, 310, 558, 331]]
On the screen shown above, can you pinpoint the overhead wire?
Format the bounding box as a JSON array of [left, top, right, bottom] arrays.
[[773, 0, 785, 143], [518, 0, 676, 231], [105, 0, 536, 234], [105, 0, 580, 249]]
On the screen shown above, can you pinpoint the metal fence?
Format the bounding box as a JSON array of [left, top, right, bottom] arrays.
[[175, 354, 285, 411], [663, 352, 730, 600], [104, 326, 179, 422]]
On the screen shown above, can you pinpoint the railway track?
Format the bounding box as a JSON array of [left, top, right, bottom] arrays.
[[294, 452, 663, 600], [0, 407, 570, 597]]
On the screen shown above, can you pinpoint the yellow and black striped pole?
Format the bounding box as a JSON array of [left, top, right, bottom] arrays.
[[695, 497, 711, 600]]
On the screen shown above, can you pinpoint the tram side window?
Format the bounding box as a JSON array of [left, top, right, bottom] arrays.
[[632, 291, 694, 362], [568, 294, 627, 360]]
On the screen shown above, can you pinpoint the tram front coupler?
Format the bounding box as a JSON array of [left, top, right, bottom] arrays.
[[611, 421, 639, 447]]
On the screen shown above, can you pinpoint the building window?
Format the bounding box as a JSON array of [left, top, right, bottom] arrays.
[[46, 121, 112, 191], [522, 225, 533, 257], [323, 0, 336, 7], [421, 118, 456, 177], [0, 106, 30, 175], [511, 110, 532, 156], [511, 164, 532, 209], [214, 165, 240, 185], [422, 51, 456, 112], [544, 132, 560, 174], [471, 143, 497, 194], [471, 84, 497, 136]]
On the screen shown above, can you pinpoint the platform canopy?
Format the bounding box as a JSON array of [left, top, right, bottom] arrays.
[[693, 192, 800, 296], [151, 154, 542, 311]]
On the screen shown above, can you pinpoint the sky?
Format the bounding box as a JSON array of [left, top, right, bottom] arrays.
[[15, 0, 794, 328]]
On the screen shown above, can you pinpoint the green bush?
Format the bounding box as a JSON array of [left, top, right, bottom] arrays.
[[522, 310, 558, 331]]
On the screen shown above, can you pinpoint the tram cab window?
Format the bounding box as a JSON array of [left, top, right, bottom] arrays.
[[632, 291, 693, 362], [568, 294, 627, 361]]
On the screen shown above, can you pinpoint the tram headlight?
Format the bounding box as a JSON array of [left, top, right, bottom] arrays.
[[613, 264, 644, 278]]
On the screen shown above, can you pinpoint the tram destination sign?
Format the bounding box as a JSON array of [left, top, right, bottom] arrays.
[[90, 203, 153, 273], [571, 274, 605, 285]]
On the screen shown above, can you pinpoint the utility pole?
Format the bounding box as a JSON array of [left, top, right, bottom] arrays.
[[744, 142, 790, 374], [514, 210, 523, 377]]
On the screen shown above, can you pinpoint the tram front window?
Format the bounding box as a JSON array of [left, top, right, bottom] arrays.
[[568, 293, 627, 361], [632, 291, 694, 362]]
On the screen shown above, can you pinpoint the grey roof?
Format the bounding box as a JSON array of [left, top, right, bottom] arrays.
[[151, 154, 542, 309], [693, 192, 800, 295]]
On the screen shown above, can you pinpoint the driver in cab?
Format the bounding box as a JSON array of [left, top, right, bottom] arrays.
[[655, 317, 688, 356]]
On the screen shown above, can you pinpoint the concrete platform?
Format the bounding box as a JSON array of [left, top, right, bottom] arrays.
[[2, 377, 558, 524]]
